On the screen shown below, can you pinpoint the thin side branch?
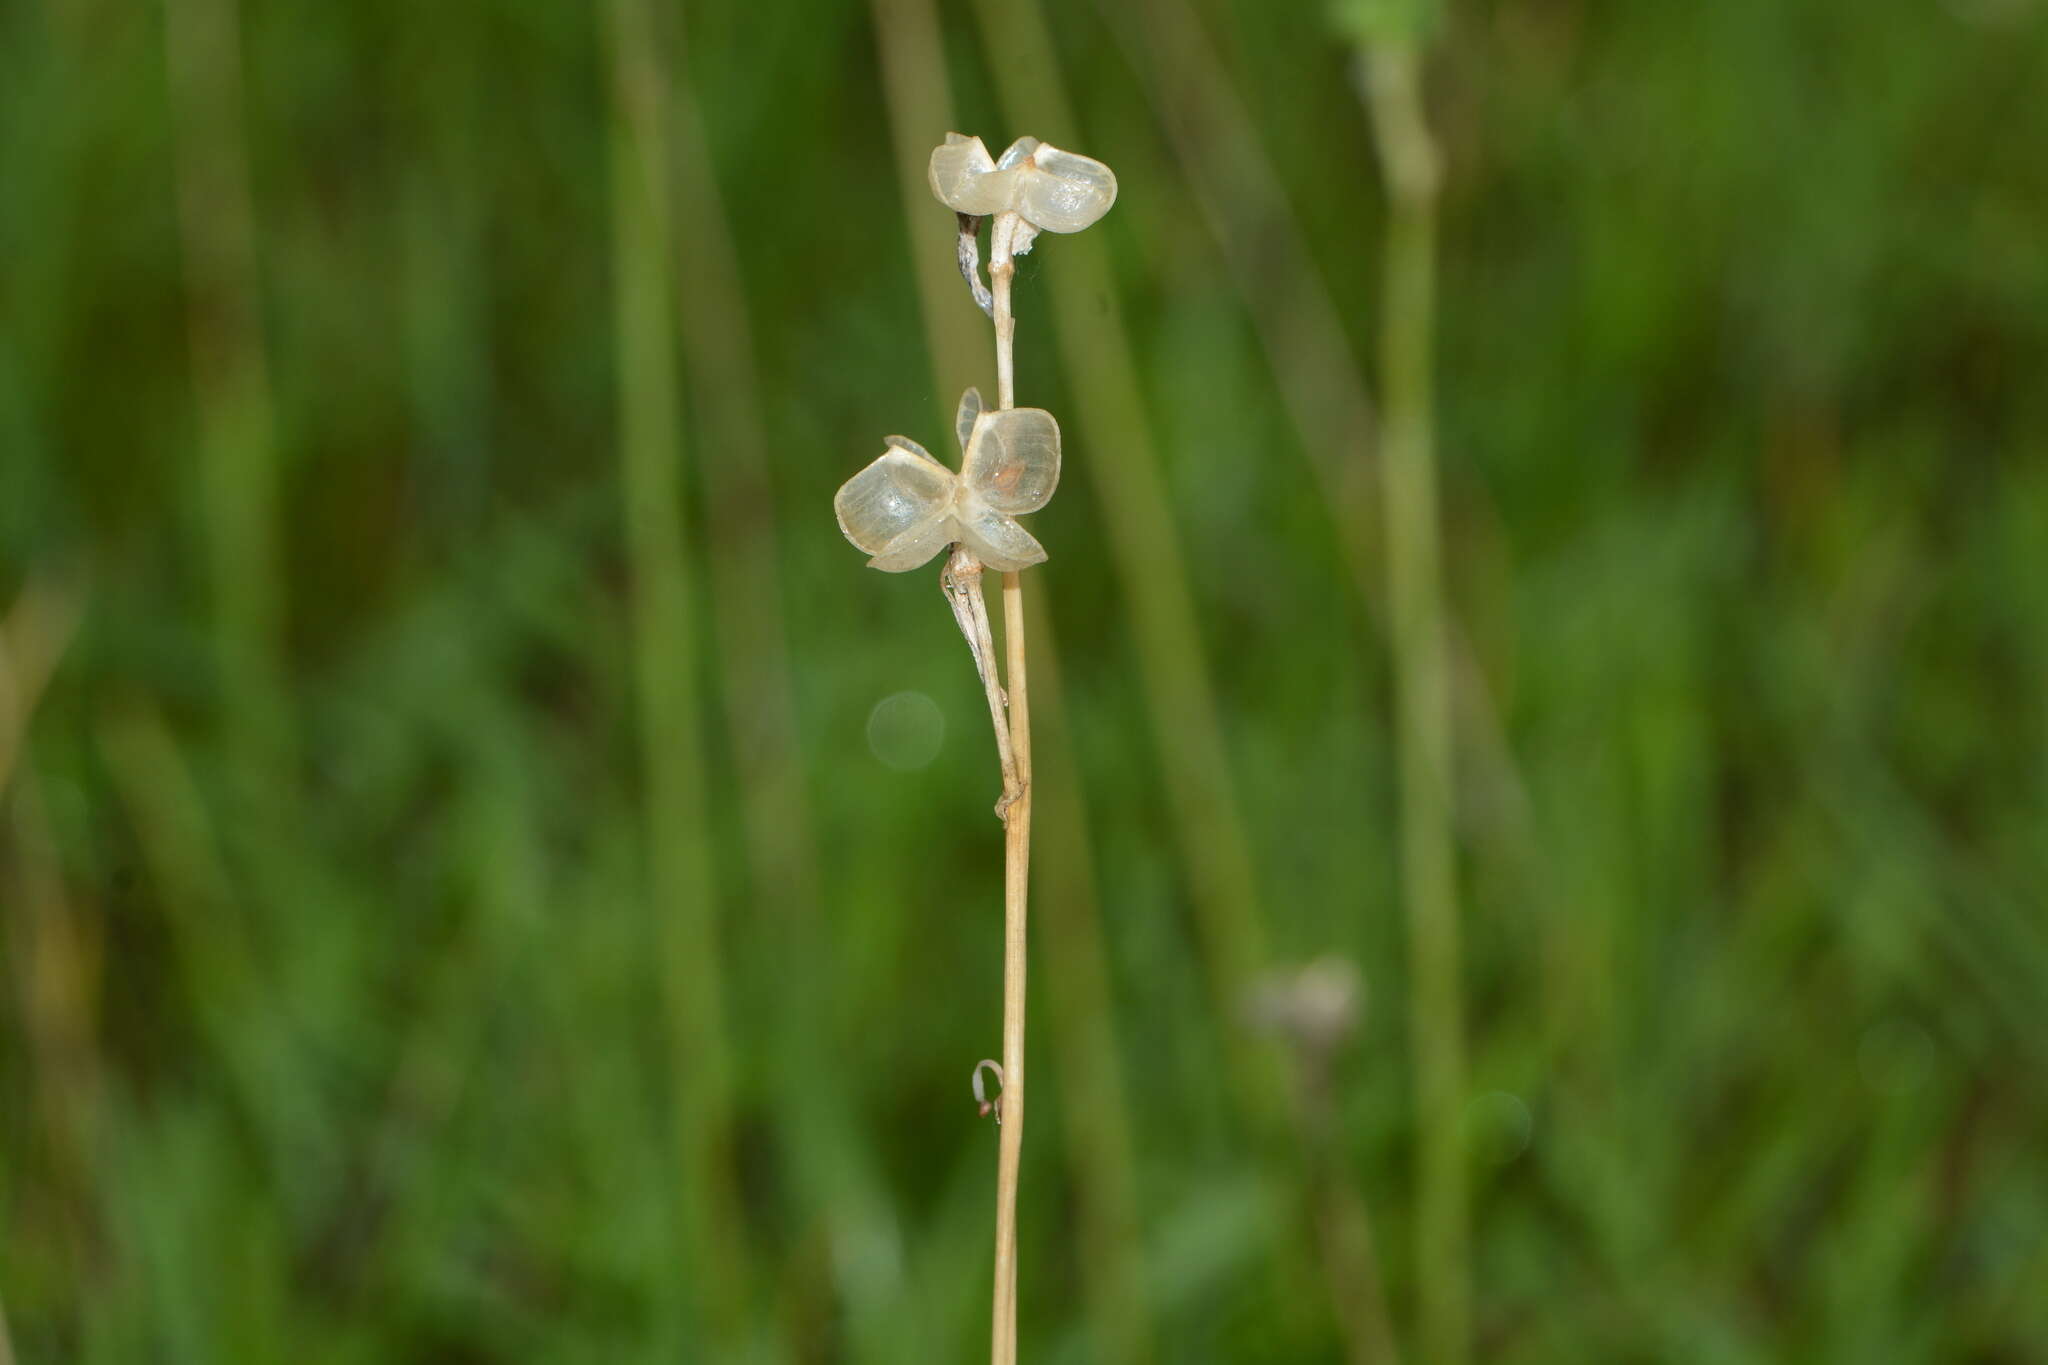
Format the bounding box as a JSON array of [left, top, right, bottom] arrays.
[[934, 200, 1036, 1365], [986, 206, 1028, 1365], [942, 546, 1023, 818]]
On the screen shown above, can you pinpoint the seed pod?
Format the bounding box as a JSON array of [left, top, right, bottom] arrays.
[[927, 133, 1117, 234], [833, 394, 1063, 574], [962, 404, 1059, 516]]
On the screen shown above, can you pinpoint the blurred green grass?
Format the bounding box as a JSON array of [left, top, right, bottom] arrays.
[[4, 0, 2047, 1360]]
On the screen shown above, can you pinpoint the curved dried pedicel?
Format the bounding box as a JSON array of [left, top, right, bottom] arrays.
[[834, 443, 953, 564], [927, 132, 1118, 234], [962, 407, 1060, 516], [956, 499, 1048, 573]]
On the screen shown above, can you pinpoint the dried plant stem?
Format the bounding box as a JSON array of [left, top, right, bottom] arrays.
[[993, 569, 1031, 1365], [865, 13, 1151, 1358], [986, 211, 1031, 1365], [991, 216, 1020, 409], [967, 0, 1283, 1144], [1358, 39, 1470, 1365], [934, 214, 1034, 1365]]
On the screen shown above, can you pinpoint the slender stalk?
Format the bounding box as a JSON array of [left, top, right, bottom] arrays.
[[986, 209, 1030, 1365], [1357, 39, 1470, 1365], [991, 215, 1020, 410], [956, 21, 1330, 1333], [866, 8, 1153, 1357], [994, 570, 1031, 1365], [967, 0, 1284, 1140], [918, 191, 1035, 1365]]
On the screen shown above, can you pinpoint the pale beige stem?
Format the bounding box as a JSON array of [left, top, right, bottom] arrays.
[[915, 186, 1034, 1365], [866, 12, 1149, 1355], [964, 0, 1284, 1153], [994, 568, 1032, 1365], [926, 211, 1029, 1365], [991, 214, 1019, 410], [985, 207, 1029, 1365]]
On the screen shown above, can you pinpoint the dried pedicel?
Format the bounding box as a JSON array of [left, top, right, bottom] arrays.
[[833, 388, 1060, 574]]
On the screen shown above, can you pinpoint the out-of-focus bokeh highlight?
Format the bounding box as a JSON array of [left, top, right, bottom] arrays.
[[4, 0, 2045, 1359]]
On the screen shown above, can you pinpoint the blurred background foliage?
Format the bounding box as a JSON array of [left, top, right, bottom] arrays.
[[3, 0, 2046, 1359]]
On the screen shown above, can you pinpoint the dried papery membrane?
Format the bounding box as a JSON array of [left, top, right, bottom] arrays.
[[884, 433, 936, 461], [956, 499, 1048, 573], [929, 134, 1011, 217], [956, 387, 985, 452], [963, 408, 1060, 516], [994, 136, 1041, 171], [865, 513, 955, 573], [835, 445, 952, 559], [1014, 145, 1118, 233], [955, 216, 994, 318]]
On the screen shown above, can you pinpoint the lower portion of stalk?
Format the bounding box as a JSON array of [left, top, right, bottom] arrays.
[[990, 570, 1033, 1365]]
